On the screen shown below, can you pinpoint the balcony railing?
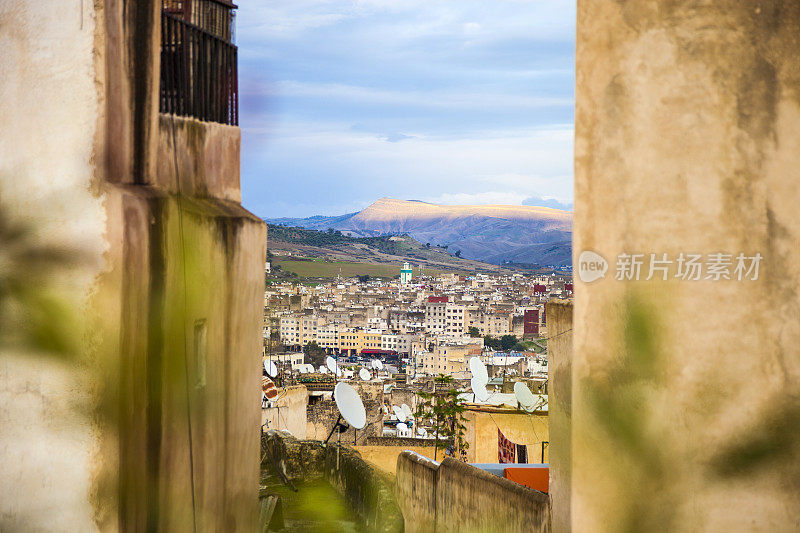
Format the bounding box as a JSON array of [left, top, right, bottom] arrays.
[[160, 9, 238, 125]]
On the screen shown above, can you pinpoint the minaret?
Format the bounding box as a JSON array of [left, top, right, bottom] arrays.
[[400, 262, 413, 285]]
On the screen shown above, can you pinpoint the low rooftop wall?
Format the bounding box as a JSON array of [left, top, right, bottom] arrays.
[[396, 451, 550, 533], [261, 430, 403, 532]]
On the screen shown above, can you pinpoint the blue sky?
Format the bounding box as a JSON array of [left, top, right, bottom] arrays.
[[237, 0, 575, 218]]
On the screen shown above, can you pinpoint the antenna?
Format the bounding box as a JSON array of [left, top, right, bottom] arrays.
[[392, 405, 407, 423], [469, 356, 488, 384], [470, 376, 489, 402], [469, 356, 490, 401], [401, 403, 413, 419], [359, 368, 371, 381], [325, 382, 367, 444], [326, 355, 338, 374], [514, 381, 547, 413], [514, 381, 537, 413], [262, 376, 278, 401], [264, 359, 278, 378]]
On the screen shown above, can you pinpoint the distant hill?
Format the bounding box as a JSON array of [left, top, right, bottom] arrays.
[[265, 198, 573, 267], [266, 224, 508, 279]]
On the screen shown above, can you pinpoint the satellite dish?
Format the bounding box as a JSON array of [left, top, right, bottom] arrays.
[[371, 359, 383, 370], [326, 356, 338, 374], [336, 367, 342, 378], [298, 365, 307, 374], [319, 366, 328, 374], [418, 427, 427, 437], [393, 405, 407, 423], [469, 356, 488, 385], [264, 359, 278, 378], [262, 376, 278, 400], [397, 422, 408, 434], [401, 404, 413, 419], [334, 382, 366, 429], [382, 404, 389, 414], [471, 376, 489, 402], [359, 368, 371, 381], [514, 381, 537, 412]]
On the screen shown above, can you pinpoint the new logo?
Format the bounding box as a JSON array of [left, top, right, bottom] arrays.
[[578, 250, 608, 283]]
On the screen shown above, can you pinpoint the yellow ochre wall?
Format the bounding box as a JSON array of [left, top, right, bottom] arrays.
[[463, 410, 549, 464]]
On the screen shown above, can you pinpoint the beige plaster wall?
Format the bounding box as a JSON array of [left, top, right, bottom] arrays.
[[546, 300, 572, 533], [574, 2, 800, 531], [0, 1, 106, 530], [395, 452, 550, 533], [262, 385, 309, 440], [354, 445, 438, 474]]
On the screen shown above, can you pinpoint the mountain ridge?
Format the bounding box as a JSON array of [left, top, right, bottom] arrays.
[[265, 198, 573, 266]]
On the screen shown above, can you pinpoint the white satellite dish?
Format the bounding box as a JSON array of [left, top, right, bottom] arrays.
[[372, 359, 383, 370], [514, 381, 537, 412], [359, 368, 371, 381], [336, 367, 342, 378], [417, 427, 427, 437], [326, 356, 338, 374], [334, 382, 366, 429], [319, 366, 328, 374], [401, 403, 413, 419], [382, 404, 389, 414], [469, 356, 488, 385], [396, 422, 408, 434], [264, 359, 278, 378], [298, 366, 306, 374], [393, 405, 407, 423], [471, 376, 489, 402]]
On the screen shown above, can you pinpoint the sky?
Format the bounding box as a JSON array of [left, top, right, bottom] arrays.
[[237, 0, 575, 218]]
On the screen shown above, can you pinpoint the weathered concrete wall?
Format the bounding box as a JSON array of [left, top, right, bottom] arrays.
[[574, 2, 800, 531], [262, 431, 404, 532], [262, 385, 309, 439], [546, 300, 571, 533], [395, 451, 551, 533], [395, 452, 439, 533], [324, 445, 404, 533], [156, 115, 242, 203], [463, 409, 549, 463]]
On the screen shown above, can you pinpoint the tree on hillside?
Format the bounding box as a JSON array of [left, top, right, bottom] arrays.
[[454, 250, 462, 258], [414, 374, 469, 461], [357, 274, 370, 283], [483, 335, 501, 350], [303, 341, 327, 368], [500, 334, 519, 351]]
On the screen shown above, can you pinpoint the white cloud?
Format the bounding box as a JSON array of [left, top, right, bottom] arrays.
[[421, 191, 529, 206], [261, 80, 571, 110]]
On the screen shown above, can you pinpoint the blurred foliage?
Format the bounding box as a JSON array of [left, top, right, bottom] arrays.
[[582, 293, 676, 533], [0, 209, 86, 358], [710, 397, 800, 486]]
